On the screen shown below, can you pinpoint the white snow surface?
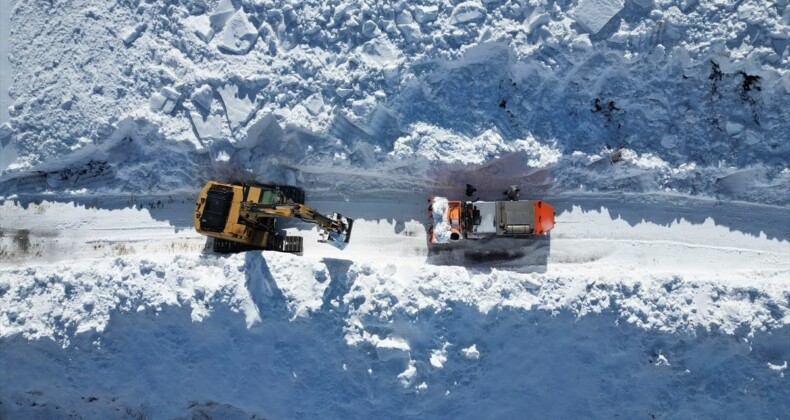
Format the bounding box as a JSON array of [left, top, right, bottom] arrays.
[[1, 0, 789, 418], [431, 196, 453, 243], [573, 0, 625, 35]]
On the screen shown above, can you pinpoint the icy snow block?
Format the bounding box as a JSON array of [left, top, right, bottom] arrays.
[[461, 344, 480, 360], [121, 23, 147, 46], [190, 84, 214, 112], [527, 13, 551, 33], [398, 23, 422, 42], [376, 337, 411, 361], [0, 122, 12, 146], [244, 113, 284, 147], [726, 121, 745, 135], [414, 5, 439, 24], [303, 93, 324, 116], [572, 0, 625, 35], [451, 1, 487, 25], [148, 87, 180, 114], [216, 10, 258, 55], [162, 100, 176, 114], [361, 20, 379, 38], [739, 130, 761, 145], [187, 14, 214, 43], [217, 84, 255, 130], [209, 0, 236, 31], [189, 111, 224, 141], [149, 92, 167, 112], [160, 86, 181, 101]]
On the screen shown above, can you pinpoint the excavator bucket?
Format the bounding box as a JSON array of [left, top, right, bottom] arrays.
[[325, 213, 354, 245]]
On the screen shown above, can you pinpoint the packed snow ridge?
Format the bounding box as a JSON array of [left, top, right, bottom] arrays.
[[0, 0, 787, 203]]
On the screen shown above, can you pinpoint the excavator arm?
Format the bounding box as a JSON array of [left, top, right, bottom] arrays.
[[239, 201, 354, 244]]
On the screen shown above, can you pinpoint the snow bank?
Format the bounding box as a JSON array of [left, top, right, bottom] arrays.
[[0, 0, 787, 205]]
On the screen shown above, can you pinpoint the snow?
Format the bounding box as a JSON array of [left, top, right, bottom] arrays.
[[430, 346, 448, 369], [573, 0, 625, 35], [431, 196, 452, 243], [0, 0, 10, 125], [1, 0, 789, 417], [217, 83, 257, 131], [461, 344, 481, 360], [215, 9, 258, 55]]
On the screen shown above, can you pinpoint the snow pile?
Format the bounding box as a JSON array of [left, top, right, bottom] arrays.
[[0, 0, 787, 204], [430, 196, 452, 243]]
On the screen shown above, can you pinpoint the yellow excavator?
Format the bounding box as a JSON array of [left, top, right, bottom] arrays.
[[194, 181, 353, 253]]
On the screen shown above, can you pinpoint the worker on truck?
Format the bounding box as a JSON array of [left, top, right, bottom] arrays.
[[504, 185, 521, 200]]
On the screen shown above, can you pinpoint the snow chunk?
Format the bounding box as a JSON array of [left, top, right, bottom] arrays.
[[451, 1, 486, 25], [216, 10, 258, 55], [461, 344, 480, 360], [414, 5, 439, 24], [149, 92, 167, 112], [376, 336, 411, 361], [430, 347, 448, 368], [149, 87, 181, 114], [654, 352, 671, 366], [527, 13, 551, 34], [189, 111, 223, 142], [768, 361, 787, 373], [121, 23, 147, 46], [190, 84, 213, 112], [0, 122, 13, 146], [398, 360, 417, 387], [185, 14, 214, 43], [573, 0, 624, 35], [209, 0, 236, 32], [160, 86, 181, 102], [359, 38, 402, 70], [430, 197, 453, 244], [361, 20, 379, 38], [244, 113, 284, 147], [726, 121, 745, 135], [738, 130, 761, 145], [217, 84, 256, 130], [259, 253, 331, 318], [303, 93, 324, 116]]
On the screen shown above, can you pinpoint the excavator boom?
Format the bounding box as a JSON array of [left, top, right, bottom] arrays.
[[239, 202, 354, 243]]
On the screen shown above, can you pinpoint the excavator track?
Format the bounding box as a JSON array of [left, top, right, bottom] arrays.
[[212, 238, 265, 254], [271, 235, 303, 253]]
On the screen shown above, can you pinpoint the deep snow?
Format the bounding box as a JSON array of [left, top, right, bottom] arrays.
[[1, 0, 789, 418], [0, 0, 11, 125]]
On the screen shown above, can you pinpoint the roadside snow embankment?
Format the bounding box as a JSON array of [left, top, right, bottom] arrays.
[[0, 0, 787, 204]]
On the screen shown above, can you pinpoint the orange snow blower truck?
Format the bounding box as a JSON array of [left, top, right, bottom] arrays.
[[428, 197, 554, 245]]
